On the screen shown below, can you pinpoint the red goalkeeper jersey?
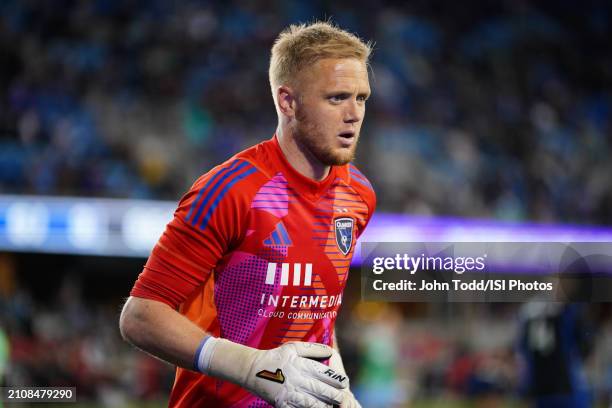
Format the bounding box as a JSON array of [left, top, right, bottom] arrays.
[[130, 135, 376, 407]]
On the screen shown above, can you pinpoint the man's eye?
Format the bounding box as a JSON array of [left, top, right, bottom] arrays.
[[330, 94, 348, 102]]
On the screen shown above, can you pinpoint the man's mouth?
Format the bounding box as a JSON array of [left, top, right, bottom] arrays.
[[337, 131, 356, 147], [338, 131, 355, 139]]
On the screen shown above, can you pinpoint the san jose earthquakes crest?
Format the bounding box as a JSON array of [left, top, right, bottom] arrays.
[[334, 217, 354, 256]]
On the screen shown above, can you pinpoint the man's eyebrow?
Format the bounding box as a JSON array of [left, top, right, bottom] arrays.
[[327, 87, 370, 95]]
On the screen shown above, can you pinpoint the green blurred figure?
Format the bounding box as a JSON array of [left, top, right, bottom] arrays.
[[0, 325, 8, 408], [353, 303, 406, 407]]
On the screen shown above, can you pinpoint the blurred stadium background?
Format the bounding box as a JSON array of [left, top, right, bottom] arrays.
[[1, 0, 612, 407]]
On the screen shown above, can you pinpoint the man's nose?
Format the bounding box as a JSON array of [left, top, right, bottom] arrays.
[[344, 100, 362, 123]]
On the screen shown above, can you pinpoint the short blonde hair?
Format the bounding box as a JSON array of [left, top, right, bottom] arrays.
[[269, 21, 372, 99]]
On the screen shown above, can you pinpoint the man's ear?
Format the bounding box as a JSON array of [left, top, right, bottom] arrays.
[[277, 85, 297, 117]]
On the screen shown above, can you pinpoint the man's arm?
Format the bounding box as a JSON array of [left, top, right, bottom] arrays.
[[120, 296, 348, 407], [119, 296, 206, 368]]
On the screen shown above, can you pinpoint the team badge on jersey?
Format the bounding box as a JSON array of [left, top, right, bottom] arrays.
[[334, 217, 354, 256]]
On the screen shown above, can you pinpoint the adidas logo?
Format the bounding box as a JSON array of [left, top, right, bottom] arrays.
[[265, 263, 312, 286], [264, 221, 293, 246]]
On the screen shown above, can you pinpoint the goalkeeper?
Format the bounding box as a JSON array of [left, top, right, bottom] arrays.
[[120, 20, 375, 407]]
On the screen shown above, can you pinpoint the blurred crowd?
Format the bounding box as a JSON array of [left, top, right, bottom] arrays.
[[0, 254, 173, 405], [0, 0, 611, 224], [0, 288, 173, 405], [337, 302, 612, 407], [3, 263, 612, 407]]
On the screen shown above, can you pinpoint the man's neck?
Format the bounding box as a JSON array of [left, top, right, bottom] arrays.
[[276, 127, 331, 181]]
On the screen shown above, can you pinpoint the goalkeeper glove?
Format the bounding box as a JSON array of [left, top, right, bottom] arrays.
[[195, 337, 348, 407]]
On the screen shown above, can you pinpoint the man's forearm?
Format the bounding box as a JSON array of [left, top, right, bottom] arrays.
[[120, 298, 348, 406], [119, 296, 207, 370]]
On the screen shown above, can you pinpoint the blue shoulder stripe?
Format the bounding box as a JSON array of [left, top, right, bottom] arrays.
[[351, 175, 373, 190], [199, 165, 258, 231], [186, 160, 241, 224], [349, 165, 369, 180], [191, 160, 250, 226], [349, 166, 374, 191]]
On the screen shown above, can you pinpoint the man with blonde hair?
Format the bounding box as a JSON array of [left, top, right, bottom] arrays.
[[120, 21, 375, 408]]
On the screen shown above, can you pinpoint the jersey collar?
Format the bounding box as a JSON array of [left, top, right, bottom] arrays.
[[267, 134, 350, 199]]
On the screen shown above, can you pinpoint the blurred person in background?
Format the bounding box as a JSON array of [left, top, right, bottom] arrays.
[[0, 322, 7, 377], [517, 250, 600, 407], [120, 21, 375, 408], [0, 253, 12, 400], [517, 301, 595, 408], [0, 320, 8, 408], [352, 303, 406, 408]]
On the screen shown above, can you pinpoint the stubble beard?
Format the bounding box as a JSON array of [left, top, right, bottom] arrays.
[[293, 112, 358, 167]]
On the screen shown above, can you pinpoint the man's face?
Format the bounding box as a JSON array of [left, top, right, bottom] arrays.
[[291, 58, 370, 166]]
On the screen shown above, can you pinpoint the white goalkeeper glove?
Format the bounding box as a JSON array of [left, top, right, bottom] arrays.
[[329, 348, 361, 408], [195, 337, 348, 407]]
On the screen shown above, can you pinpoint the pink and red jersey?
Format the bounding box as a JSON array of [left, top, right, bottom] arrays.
[[130, 135, 376, 407]]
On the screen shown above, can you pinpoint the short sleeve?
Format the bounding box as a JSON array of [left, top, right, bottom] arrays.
[[130, 159, 258, 308]]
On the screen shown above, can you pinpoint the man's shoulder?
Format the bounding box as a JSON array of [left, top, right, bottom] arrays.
[[186, 140, 275, 201], [232, 138, 278, 178], [335, 162, 377, 232], [345, 163, 376, 205]]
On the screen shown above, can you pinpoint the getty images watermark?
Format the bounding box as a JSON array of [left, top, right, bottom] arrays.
[[361, 243, 612, 302]]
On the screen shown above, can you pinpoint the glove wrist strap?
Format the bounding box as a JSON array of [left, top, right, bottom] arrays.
[[193, 335, 218, 374]]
